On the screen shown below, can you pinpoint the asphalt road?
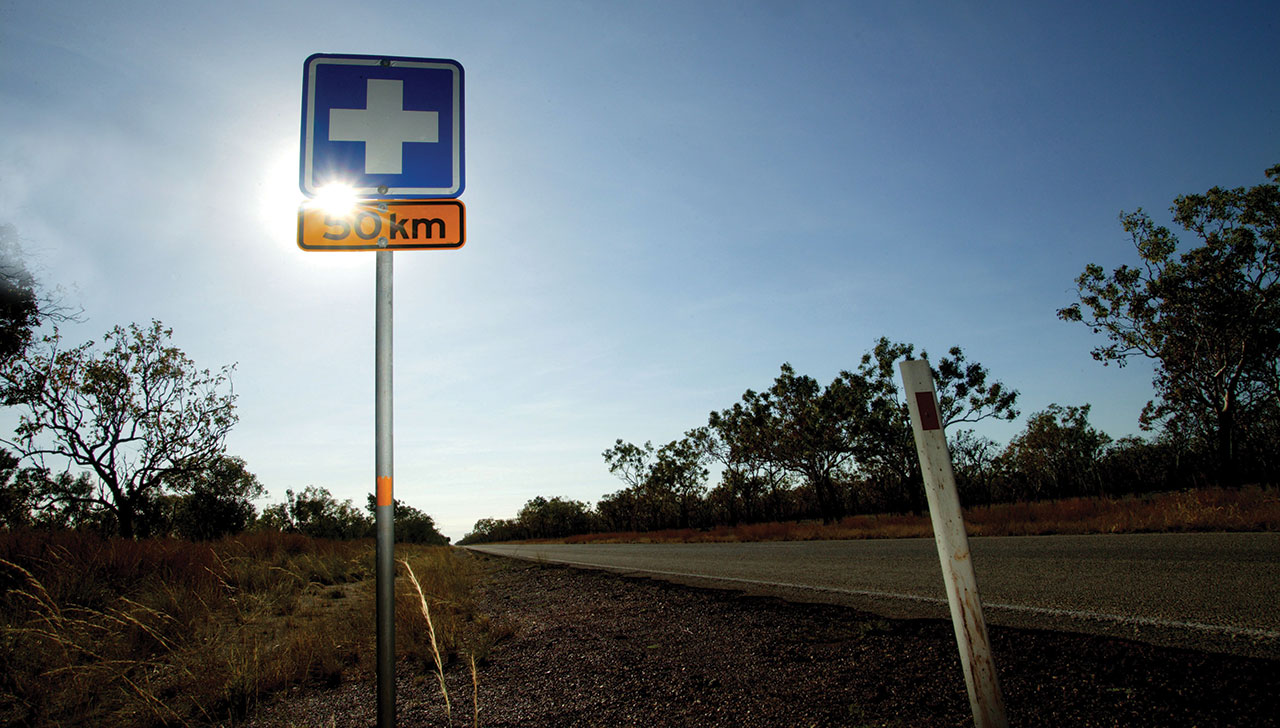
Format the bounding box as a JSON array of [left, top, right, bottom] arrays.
[[468, 533, 1280, 658]]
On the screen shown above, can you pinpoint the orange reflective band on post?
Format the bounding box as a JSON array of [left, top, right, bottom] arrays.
[[376, 476, 393, 507]]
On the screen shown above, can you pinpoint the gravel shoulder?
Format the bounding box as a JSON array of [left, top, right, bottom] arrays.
[[245, 551, 1280, 727], [470, 534, 1280, 659]]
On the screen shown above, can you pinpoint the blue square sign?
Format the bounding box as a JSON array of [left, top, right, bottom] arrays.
[[300, 53, 464, 199]]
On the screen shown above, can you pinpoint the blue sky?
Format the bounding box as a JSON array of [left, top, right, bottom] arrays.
[[1, 0, 1276, 540]]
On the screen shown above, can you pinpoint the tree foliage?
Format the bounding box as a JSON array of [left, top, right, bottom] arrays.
[[463, 338, 1024, 543], [1000, 404, 1111, 500], [0, 321, 238, 537], [259, 486, 370, 539], [0, 450, 33, 529], [364, 494, 450, 544], [517, 496, 593, 539], [166, 455, 264, 540], [764, 363, 869, 523], [0, 224, 79, 379], [600, 435, 710, 531], [604, 342, 1015, 531], [853, 338, 1020, 513], [0, 224, 42, 367], [703, 396, 791, 525], [1059, 164, 1280, 483], [461, 495, 592, 543], [856, 337, 1020, 429], [652, 435, 710, 528], [601, 439, 655, 490]]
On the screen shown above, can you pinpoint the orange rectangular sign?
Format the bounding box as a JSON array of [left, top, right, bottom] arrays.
[[297, 199, 465, 251]]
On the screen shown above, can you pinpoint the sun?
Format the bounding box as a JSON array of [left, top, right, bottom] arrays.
[[305, 182, 359, 218], [255, 144, 368, 271]]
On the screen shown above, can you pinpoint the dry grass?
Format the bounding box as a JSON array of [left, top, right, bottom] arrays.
[[560, 486, 1280, 544], [395, 548, 511, 727], [964, 485, 1280, 537], [401, 558, 452, 722], [0, 531, 504, 728], [469, 652, 480, 728]]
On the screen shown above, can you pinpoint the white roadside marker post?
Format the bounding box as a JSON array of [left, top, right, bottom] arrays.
[[899, 359, 1009, 728]]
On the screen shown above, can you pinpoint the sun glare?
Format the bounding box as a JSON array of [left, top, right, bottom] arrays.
[[258, 146, 306, 245], [308, 182, 359, 217], [256, 146, 364, 271]]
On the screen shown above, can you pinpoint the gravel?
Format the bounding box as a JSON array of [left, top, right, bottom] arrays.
[[471, 534, 1280, 659], [244, 552, 1280, 727]]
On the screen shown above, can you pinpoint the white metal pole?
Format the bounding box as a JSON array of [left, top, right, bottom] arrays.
[[375, 249, 396, 727], [899, 359, 1008, 728]]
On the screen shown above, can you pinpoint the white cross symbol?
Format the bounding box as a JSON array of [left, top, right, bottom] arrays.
[[328, 79, 439, 175]]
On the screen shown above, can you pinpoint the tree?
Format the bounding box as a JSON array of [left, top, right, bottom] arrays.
[[1096, 435, 1184, 496], [1000, 404, 1111, 500], [282, 486, 371, 539], [594, 487, 640, 533], [601, 439, 676, 531], [0, 224, 78, 379], [256, 501, 293, 532], [705, 391, 791, 523], [948, 429, 1002, 505], [0, 320, 238, 537], [0, 224, 41, 367], [766, 363, 870, 523], [1058, 164, 1280, 485], [851, 340, 921, 513], [364, 495, 450, 544], [0, 449, 31, 528], [854, 338, 1019, 513], [857, 337, 1020, 429], [5, 467, 101, 530], [167, 455, 264, 540], [511, 495, 592, 539], [651, 435, 710, 529], [601, 439, 655, 491], [460, 516, 533, 544]]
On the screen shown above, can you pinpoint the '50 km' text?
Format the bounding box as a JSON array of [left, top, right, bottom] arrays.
[[297, 199, 465, 251]]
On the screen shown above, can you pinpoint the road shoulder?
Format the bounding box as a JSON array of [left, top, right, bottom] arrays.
[[462, 554, 1279, 727]]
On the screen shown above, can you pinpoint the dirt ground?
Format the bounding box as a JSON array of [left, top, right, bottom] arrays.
[[245, 552, 1280, 727]]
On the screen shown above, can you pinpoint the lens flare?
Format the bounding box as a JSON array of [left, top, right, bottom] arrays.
[[308, 182, 359, 217]]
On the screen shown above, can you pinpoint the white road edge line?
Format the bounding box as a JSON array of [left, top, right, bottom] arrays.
[[475, 549, 1280, 643]]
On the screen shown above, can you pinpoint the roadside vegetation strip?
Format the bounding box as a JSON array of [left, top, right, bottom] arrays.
[[550, 486, 1280, 544], [0, 529, 501, 728]]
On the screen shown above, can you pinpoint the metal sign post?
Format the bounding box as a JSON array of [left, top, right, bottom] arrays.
[[298, 52, 465, 728], [375, 249, 395, 727], [899, 359, 1009, 728]]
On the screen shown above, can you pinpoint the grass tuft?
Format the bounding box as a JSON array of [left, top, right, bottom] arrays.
[[469, 651, 480, 728], [400, 557, 452, 722]]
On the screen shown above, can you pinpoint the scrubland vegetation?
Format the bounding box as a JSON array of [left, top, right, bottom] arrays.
[[458, 346, 1280, 544], [462, 165, 1280, 545], [555, 486, 1280, 544], [0, 530, 503, 727], [1, 186, 475, 727]]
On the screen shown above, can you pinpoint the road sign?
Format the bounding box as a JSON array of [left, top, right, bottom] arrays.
[[298, 199, 465, 250], [301, 53, 464, 199]]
